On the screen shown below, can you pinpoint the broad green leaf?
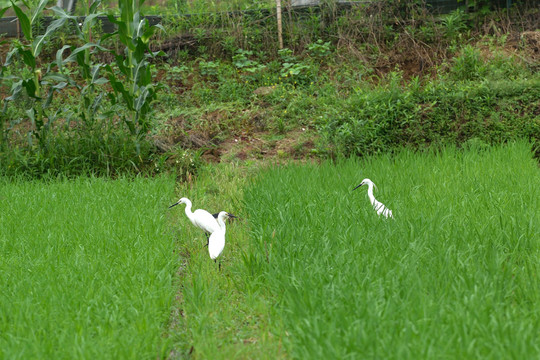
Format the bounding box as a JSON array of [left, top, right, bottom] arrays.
[[90, 65, 101, 82], [31, 0, 49, 26], [4, 47, 19, 66], [54, 45, 72, 72], [42, 73, 69, 83], [64, 43, 107, 64], [89, 0, 101, 13], [33, 17, 67, 58], [82, 13, 101, 29], [0, 7, 9, 18], [131, 57, 145, 85], [26, 108, 35, 123], [10, 1, 31, 40], [113, 54, 130, 77], [142, 22, 163, 44], [22, 78, 37, 98], [5, 80, 23, 101], [107, 72, 134, 110], [100, 32, 116, 42], [135, 18, 146, 38], [20, 49, 36, 69], [90, 92, 104, 113], [152, 50, 165, 57], [107, 14, 135, 50], [44, 82, 68, 108], [90, 65, 108, 85], [51, 6, 83, 39], [134, 86, 150, 112], [124, 118, 136, 135], [93, 78, 108, 85], [133, 39, 146, 63], [76, 51, 91, 79], [154, 23, 165, 32]]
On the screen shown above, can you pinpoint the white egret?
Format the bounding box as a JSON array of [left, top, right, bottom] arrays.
[[169, 198, 220, 240], [208, 211, 237, 269], [353, 178, 394, 219]]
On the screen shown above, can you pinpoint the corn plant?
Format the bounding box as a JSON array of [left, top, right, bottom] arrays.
[[51, 1, 110, 127], [105, 0, 164, 139], [0, 0, 69, 150]]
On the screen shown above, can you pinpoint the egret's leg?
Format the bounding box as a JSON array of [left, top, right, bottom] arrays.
[[204, 233, 209, 247]]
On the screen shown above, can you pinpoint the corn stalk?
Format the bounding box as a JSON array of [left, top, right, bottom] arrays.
[[1, 0, 69, 150], [105, 0, 164, 139]]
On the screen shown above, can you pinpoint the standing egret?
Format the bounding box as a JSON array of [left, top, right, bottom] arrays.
[[208, 211, 237, 269], [353, 178, 394, 219], [169, 198, 220, 242]]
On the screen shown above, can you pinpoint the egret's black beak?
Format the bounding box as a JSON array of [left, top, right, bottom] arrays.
[[168, 202, 179, 209], [353, 183, 363, 191], [228, 213, 238, 219]]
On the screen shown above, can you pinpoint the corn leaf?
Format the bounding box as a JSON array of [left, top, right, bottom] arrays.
[[10, 1, 31, 40]]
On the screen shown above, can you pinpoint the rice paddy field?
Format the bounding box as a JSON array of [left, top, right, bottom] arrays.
[[0, 177, 178, 359], [1, 142, 540, 358], [243, 142, 540, 358]]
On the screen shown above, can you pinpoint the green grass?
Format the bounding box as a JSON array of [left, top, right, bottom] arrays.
[[0, 176, 178, 359], [242, 141, 540, 358]]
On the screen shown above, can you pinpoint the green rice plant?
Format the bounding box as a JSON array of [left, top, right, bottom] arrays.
[[0, 176, 178, 358], [244, 142, 540, 358]]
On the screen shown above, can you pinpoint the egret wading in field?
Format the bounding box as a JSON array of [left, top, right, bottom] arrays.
[[169, 197, 220, 244], [354, 178, 394, 219], [209, 211, 237, 270]]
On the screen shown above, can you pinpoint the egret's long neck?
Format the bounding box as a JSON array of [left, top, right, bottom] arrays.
[[217, 216, 227, 233], [367, 183, 376, 205], [183, 200, 194, 220]]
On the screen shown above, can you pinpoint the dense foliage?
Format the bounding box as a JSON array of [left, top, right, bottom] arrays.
[[1, 0, 538, 179]]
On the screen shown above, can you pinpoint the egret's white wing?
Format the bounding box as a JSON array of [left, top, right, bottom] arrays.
[[192, 209, 220, 234], [373, 199, 393, 219], [208, 231, 225, 260]]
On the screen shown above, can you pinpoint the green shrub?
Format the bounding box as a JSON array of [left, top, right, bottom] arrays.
[[449, 45, 487, 81], [317, 72, 540, 157]]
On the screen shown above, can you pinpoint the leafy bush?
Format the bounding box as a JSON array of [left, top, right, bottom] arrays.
[[448, 45, 487, 81], [317, 73, 540, 157], [232, 49, 266, 73]]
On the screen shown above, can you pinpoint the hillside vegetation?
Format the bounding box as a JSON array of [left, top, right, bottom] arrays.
[[0, 0, 539, 178]]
